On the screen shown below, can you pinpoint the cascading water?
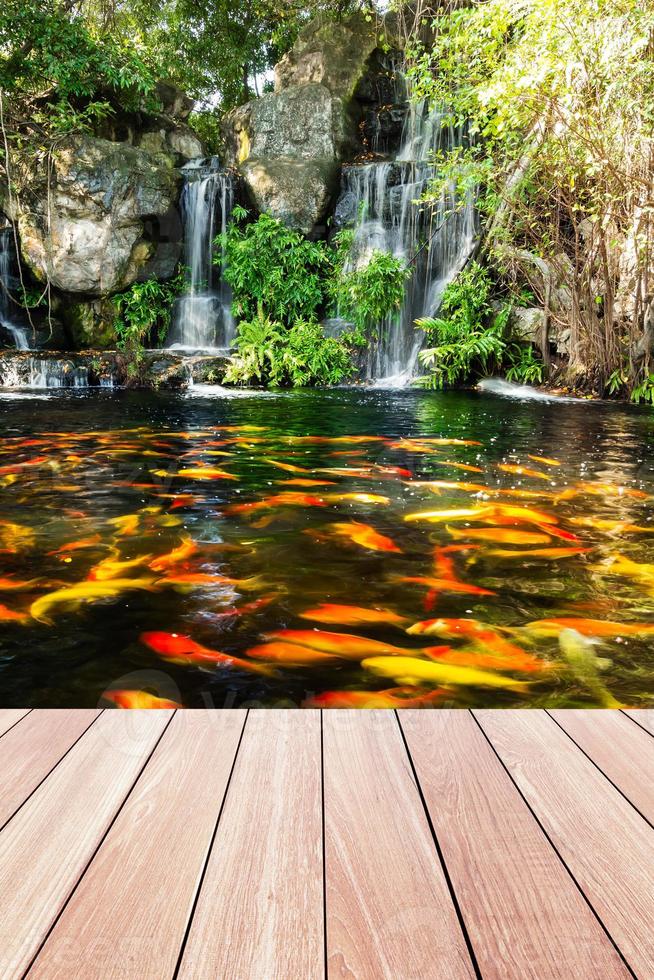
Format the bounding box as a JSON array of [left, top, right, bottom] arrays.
[[167, 158, 236, 351], [0, 226, 29, 351], [337, 96, 478, 384]]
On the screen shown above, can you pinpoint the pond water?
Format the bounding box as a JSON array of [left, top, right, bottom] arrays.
[[1, 384, 654, 709]]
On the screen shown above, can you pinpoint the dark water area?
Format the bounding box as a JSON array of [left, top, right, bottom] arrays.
[[1, 384, 654, 709]]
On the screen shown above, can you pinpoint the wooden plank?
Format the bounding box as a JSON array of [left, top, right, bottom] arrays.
[[551, 709, 654, 824], [623, 708, 654, 738], [476, 709, 654, 977], [178, 710, 323, 980], [0, 709, 99, 830], [0, 708, 31, 738], [0, 709, 171, 978], [30, 710, 246, 980], [324, 710, 475, 980], [400, 710, 628, 980]]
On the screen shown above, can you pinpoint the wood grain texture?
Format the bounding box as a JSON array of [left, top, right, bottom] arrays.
[[550, 709, 654, 823], [177, 710, 323, 980], [623, 708, 654, 738], [476, 709, 654, 977], [0, 709, 99, 829], [0, 708, 31, 738], [0, 709, 171, 979], [323, 710, 475, 980], [29, 710, 246, 980], [400, 710, 628, 980]]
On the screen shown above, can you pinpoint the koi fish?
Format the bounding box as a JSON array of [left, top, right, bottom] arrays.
[[323, 493, 391, 506], [528, 455, 560, 467], [277, 479, 336, 487], [426, 644, 546, 674], [446, 527, 552, 545], [87, 554, 153, 581], [423, 438, 482, 446], [246, 642, 340, 665], [570, 517, 654, 533], [149, 537, 197, 572], [31, 578, 158, 624], [262, 459, 311, 474], [556, 481, 648, 501], [434, 461, 484, 473], [0, 603, 28, 623], [524, 617, 654, 638], [486, 547, 590, 559], [48, 534, 103, 557], [0, 521, 36, 553], [497, 463, 551, 481], [373, 465, 413, 478], [410, 480, 490, 494], [396, 576, 496, 596], [404, 507, 490, 524], [108, 514, 140, 537], [597, 554, 654, 591], [140, 632, 275, 675], [0, 576, 39, 591], [303, 687, 447, 708], [362, 655, 529, 691], [299, 603, 408, 627], [482, 503, 559, 525], [225, 492, 327, 515], [265, 629, 419, 659], [320, 522, 402, 553], [152, 467, 237, 481], [559, 628, 620, 708], [103, 690, 182, 709]]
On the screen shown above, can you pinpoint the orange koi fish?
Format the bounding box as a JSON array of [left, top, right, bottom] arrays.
[[497, 463, 552, 481], [528, 455, 560, 466], [323, 493, 390, 506], [447, 527, 552, 545], [0, 603, 28, 623], [396, 576, 496, 596], [246, 641, 340, 665], [303, 687, 447, 708], [277, 479, 336, 487], [523, 618, 654, 638], [108, 514, 140, 537], [426, 644, 547, 674], [225, 492, 327, 515], [103, 689, 181, 709], [321, 522, 402, 553], [408, 480, 490, 494], [299, 603, 408, 627], [0, 576, 39, 591], [170, 467, 237, 481], [265, 629, 419, 659], [570, 517, 654, 534], [149, 537, 197, 572], [262, 459, 311, 474], [435, 461, 484, 473], [423, 438, 482, 446], [486, 547, 590, 559], [48, 534, 103, 557], [404, 507, 490, 524], [533, 524, 580, 542], [140, 632, 275, 675], [556, 482, 648, 501], [373, 465, 413, 478]]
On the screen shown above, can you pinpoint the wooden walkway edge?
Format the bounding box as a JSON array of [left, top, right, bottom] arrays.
[[0, 708, 650, 978]]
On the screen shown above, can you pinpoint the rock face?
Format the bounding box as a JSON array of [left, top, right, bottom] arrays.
[[223, 13, 386, 234], [3, 137, 182, 296]]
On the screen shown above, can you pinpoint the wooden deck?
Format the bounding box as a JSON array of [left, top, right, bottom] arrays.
[[0, 709, 652, 978]]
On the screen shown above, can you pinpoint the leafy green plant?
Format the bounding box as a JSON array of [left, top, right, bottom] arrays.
[[113, 271, 186, 365], [330, 235, 411, 341], [216, 212, 329, 326], [415, 262, 544, 389], [631, 374, 654, 405], [224, 307, 352, 388]]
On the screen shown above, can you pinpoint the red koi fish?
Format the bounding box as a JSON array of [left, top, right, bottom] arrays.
[[303, 687, 448, 708], [140, 632, 275, 675]]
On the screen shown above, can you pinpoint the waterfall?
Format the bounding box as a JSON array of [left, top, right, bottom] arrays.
[[0, 227, 30, 351], [167, 158, 236, 351], [337, 98, 477, 384]]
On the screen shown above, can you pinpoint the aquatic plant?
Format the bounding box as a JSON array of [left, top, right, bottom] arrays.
[[224, 308, 353, 387], [415, 261, 543, 389]]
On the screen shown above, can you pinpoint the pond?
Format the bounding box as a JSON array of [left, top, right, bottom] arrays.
[[1, 384, 653, 708]]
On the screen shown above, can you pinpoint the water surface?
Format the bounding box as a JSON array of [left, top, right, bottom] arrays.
[[1, 386, 653, 708]]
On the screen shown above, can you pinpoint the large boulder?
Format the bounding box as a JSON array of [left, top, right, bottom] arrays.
[[3, 136, 182, 296], [222, 13, 386, 234]]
